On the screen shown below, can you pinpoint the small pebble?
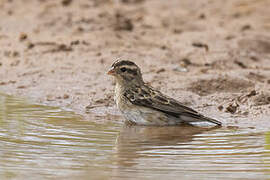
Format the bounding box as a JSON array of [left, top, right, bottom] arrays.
[[173, 66, 188, 72], [19, 33, 28, 41], [63, 94, 69, 99]]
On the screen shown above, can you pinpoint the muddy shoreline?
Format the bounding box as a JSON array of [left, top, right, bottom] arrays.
[[0, 0, 269, 127]]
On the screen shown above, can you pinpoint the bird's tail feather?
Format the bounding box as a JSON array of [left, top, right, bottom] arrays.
[[201, 116, 222, 126], [180, 114, 222, 126]]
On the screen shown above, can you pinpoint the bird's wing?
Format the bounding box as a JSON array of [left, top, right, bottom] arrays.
[[124, 85, 221, 126]]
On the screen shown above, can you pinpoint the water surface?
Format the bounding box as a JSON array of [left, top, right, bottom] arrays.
[[0, 93, 269, 179]]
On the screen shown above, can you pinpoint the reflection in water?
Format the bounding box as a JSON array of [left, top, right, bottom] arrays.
[[114, 125, 270, 180], [115, 125, 219, 167], [0, 93, 270, 180]]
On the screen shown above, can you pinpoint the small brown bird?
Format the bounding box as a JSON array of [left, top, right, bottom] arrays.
[[107, 60, 222, 126]]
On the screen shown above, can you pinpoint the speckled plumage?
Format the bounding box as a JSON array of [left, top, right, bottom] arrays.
[[108, 60, 222, 126]]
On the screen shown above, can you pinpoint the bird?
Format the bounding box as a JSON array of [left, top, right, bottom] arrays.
[[107, 60, 222, 126]]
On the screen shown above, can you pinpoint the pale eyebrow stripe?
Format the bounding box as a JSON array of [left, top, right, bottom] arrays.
[[119, 65, 137, 70]]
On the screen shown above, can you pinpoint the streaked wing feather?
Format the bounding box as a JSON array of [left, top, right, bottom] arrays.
[[124, 85, 221, 125], [124, 85, 198, 114]]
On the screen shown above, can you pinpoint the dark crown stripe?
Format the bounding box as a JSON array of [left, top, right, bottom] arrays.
[[112, 60, 136, 67]]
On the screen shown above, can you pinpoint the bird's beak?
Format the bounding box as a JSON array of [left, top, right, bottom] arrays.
[[107, 67, 116, 76]]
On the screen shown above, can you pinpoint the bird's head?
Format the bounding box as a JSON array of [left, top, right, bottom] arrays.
[[107, 60, 144, 86]]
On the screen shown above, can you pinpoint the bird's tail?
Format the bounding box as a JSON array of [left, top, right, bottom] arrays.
[[180, 114, 222, 126], [201, 116, 222, 126]]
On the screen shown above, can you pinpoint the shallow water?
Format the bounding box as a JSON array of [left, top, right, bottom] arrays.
[[0, 93, 270, 180]]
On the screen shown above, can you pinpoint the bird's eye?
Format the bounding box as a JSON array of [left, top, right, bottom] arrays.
[[120, 67, 127, 72]]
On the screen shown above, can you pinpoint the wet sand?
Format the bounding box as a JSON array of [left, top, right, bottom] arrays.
[[0, 0, 269, 127]]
